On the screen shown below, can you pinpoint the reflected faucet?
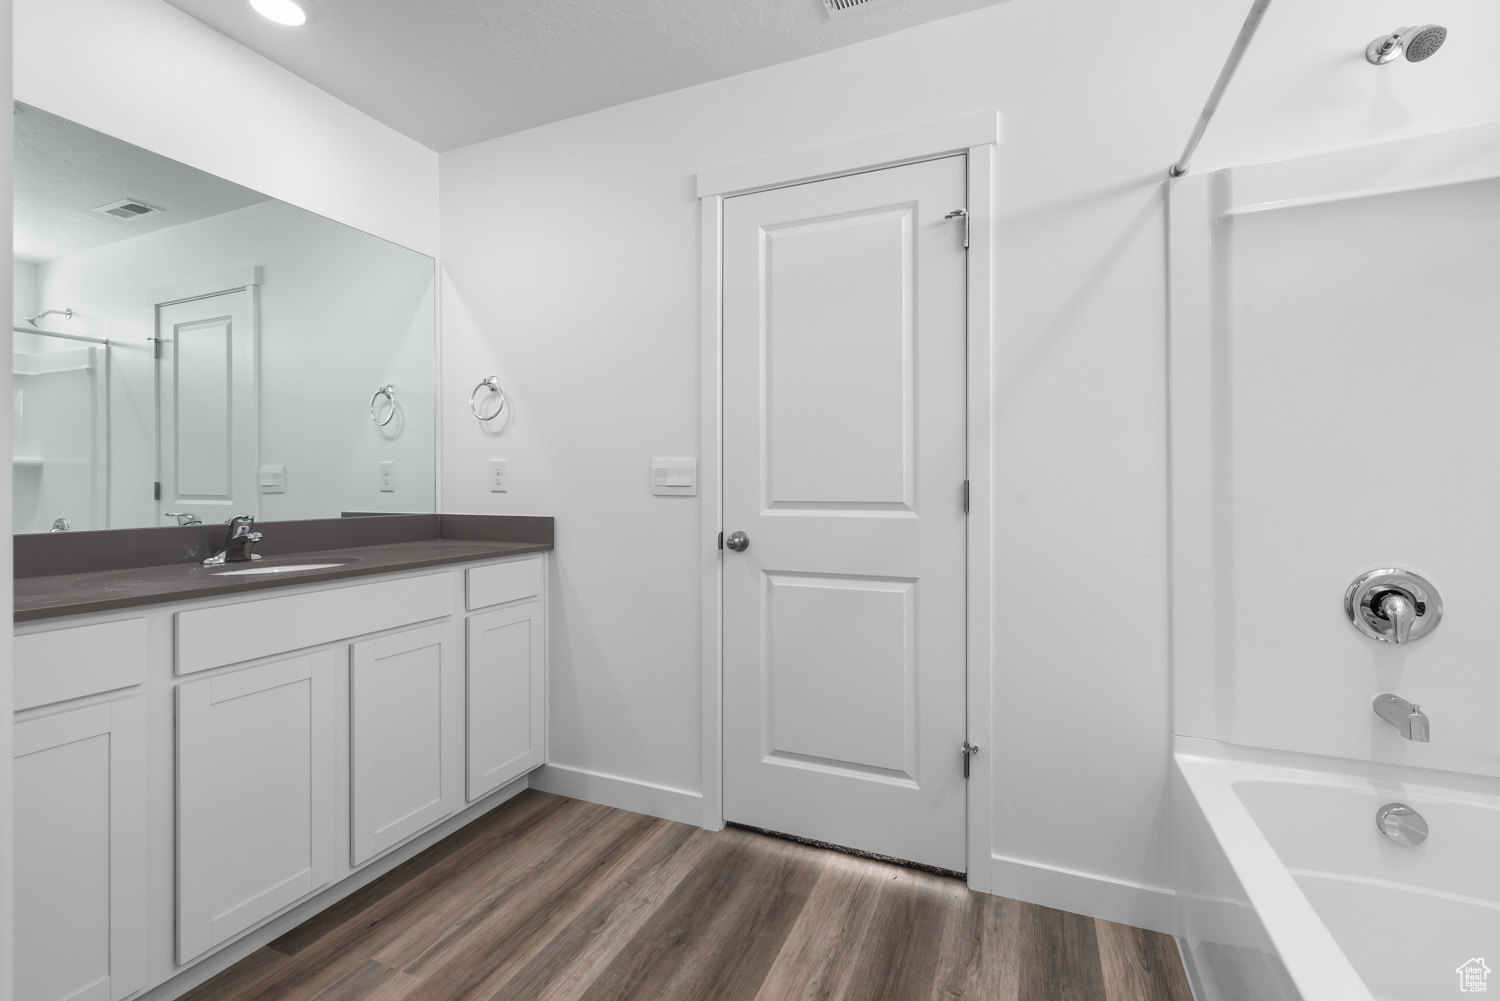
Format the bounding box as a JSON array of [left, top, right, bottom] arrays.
[[1373, 693, 1430, 742], [165, 512, 202, 527], [202, 515, 263, 566]]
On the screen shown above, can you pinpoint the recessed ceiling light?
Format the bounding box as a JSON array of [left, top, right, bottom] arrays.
[[249, 0, 309, 27]]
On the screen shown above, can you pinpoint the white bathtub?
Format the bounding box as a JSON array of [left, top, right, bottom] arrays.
[[1175, 737, 1500, 1001]]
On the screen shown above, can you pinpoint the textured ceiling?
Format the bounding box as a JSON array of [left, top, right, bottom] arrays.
[[160, 0, 1006, 151], [14, 103, 270, 263]]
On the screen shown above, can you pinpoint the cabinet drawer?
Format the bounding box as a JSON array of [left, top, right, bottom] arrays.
[[466, 557, 542, 611], [15, 617, 148, 711], [176, 572, 454, 675]]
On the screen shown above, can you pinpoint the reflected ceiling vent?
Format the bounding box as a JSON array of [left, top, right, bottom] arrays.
[[822, 0, 904, 19], [94, 198, 162, 220]]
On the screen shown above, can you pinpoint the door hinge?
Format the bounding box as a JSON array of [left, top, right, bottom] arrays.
[[962, 741, 980, 779], [153, 481, 161, 501], [717, 531, 724, 551], [962, 479, 970, 514], [149, 336, 163, 359], [945, 208, 970, 249]]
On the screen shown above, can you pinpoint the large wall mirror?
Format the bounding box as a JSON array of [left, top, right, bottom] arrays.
[[12, 103, 436, 534]]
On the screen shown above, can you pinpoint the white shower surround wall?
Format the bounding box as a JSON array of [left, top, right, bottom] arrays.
[[1168, 123, 1500, 999]]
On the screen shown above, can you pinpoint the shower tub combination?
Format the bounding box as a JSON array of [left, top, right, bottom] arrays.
[[1175, 739, 1500, 1001], [1164, 109, 1500, 1000]]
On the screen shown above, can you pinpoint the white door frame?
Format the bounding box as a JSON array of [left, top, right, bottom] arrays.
[[696, 113, 999, 889]]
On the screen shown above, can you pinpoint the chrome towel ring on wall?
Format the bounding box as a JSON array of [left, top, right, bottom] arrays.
[[370, 384, 397, 426], [470, 375, 507, 422]]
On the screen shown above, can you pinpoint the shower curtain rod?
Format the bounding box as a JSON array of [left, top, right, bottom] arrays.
[[1169, 0, 1274, 177], [12, 325, 110, 346]]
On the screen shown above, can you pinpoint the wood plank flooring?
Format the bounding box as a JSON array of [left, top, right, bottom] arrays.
[[182, 791, 1193, 1001]]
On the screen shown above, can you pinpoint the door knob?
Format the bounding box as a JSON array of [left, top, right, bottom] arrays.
[[725, 531, 750, 552]]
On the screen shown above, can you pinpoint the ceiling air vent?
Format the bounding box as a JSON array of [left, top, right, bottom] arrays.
[[822, 0, 905, 19], [94, 199, 162, 220]]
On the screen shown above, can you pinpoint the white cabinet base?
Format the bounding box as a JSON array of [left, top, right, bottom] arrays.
[[176, 650, 339, 964], [351, 622, 461, 865], [15, 696, 146, 1001], [466, 599, 545, 801]]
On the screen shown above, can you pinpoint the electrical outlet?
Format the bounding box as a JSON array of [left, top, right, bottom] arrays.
[[379, 461, 395, 492], [489, 459, 508, 493]]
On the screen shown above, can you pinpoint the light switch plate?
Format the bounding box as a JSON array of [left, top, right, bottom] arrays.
[[651, 458, 698, 496], [258, 464, 286, 493], [489, 459, 508, 493], [379, 461, 395, 492]]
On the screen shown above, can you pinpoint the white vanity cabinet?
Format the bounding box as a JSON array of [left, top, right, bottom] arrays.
[[13, 550, 547, 999], [14, 695, 147, 1001], [350, 621, 462, 864], [176, 648, 340, 964], [466, 600, 545, 800]]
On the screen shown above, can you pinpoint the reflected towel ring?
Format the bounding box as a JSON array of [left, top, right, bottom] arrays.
[[470, 376, 507, 421], [370, 385, 397, 426]]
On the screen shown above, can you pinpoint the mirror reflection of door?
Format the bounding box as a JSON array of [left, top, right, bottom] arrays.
[[156, 289, 259, 527]]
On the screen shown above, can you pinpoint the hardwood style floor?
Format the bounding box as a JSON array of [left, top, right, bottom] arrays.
[[183, 791, 1193, 1001]]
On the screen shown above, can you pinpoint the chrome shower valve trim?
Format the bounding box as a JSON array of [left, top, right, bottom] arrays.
[[1345, 568, 1442, 645]]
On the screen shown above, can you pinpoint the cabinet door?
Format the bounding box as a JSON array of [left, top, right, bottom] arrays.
[[467, 600, 545, 801], [15, 697, 146, 1001], [350, 622, 459, 865], [177, 650, 338, 964]]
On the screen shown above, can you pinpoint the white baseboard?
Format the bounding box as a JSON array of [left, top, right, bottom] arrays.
[[141, 775, 531, 1001], [529, 762, 704, 826], [987, 853, 1177, 935]]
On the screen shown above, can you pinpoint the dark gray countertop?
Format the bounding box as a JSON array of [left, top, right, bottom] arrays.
[[16, 530, 551, 623]]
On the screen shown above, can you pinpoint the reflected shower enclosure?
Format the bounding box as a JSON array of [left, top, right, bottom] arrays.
[[12, 326, 110, 533]]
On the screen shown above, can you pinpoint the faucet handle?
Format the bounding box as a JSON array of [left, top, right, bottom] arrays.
[[1379, 591, 1417, 644], [1346, 569, 1442, 645]]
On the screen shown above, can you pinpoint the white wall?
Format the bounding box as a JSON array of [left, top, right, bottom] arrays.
[[11, 261, 37, 327], [13, 0, 438, 257], [34, 200, 436, 530], [439, 0, 1500, 929]]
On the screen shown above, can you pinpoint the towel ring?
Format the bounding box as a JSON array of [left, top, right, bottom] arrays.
[[370, 385, 397, 426], [470, 376, 507, 422]]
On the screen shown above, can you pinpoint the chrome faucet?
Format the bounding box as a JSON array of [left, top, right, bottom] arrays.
[[165, 511, 202, 527], [202, 515, 263, 566], [1373, 693, 1430, 742]]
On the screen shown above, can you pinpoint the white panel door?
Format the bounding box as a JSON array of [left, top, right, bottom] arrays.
[[722, 155, 968, 871], [157, 289, 257, 525], [14, 697, 147, 1001], [466, 599, 545, 801], [177, 649, 338, 963], [351, 622, 461, 864]]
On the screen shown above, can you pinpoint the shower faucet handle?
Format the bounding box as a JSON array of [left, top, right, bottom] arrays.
[[1379, 591, 1417, 645], [1345, 569, 1442, 645]]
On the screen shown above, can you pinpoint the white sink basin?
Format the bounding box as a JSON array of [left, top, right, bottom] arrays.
[[210, 562, 349, 577]]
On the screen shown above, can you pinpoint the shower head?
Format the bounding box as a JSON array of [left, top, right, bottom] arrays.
[[25, 308, 72, 326], [1367, 24, 1447, 65]]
